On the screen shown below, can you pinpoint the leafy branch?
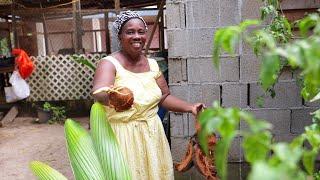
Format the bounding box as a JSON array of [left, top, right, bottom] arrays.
[[205, 2, 320, 180]]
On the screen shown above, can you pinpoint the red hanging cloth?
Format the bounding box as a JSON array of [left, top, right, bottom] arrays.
[[11, 49, 35, 79]]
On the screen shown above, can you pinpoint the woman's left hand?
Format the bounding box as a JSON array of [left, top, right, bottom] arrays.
[[191, 103, 205, 117]]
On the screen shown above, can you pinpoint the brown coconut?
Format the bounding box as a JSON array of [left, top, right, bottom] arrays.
[[195, 121, 217, 148], [193, 144, 218, 180], [108, 86, 134, 112], [174, 139, 194, 172]]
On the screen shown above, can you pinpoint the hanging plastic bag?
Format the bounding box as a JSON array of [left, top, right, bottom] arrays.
[[9, 71, 30, 100], [12, 48, 35, 79], [4, 86, 19, 103]]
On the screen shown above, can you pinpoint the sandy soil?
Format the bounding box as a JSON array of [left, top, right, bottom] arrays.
[[0, 117, 90, 180]]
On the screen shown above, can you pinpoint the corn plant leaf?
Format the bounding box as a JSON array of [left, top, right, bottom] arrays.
[[64, 119, 105, 180], [90, 102, 132, 180], [30, 161, 67, 180]]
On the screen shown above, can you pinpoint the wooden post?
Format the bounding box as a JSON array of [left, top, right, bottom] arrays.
[[12, 0, 18, 48], [40, 3, 49, 55], [42, 18, 49, 55], [145, 0, 165, 55], [104, 12, 111, 54], [72, 0, 83, 54], [6, 18, 12, 50], [158, 1, 165, 52], [114, 0, 120, 13]]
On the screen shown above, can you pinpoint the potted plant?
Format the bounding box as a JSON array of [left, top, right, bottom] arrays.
[[35, 102, 66, 124]]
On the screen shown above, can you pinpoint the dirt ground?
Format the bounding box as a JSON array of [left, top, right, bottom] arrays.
[[0, 117, 90, 180], [0, 116, 210, 180]]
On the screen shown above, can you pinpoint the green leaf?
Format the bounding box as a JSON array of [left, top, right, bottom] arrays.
[[256, 95, 265, 108], [239, 19, 260, 31], [64, 119, 105, 180], [260, 52, 281, 90], [305, 128, 320, 147], [90, 103, 132, 180], [212, 20, 259, 69], [213, 29, 225, 68], [289, 136, 305, 149], [243, 132, 272, 163], [299, 14, 319, 37], [72, 55, 96, 71], [310, 92, 320, 102], [272, 143, 303, 168], [30, 161, 67, 180], [254, 30, 276, 49], [215, 134, 236, 180], [303, 150, 317, 175], [248, 161, 282, 180]]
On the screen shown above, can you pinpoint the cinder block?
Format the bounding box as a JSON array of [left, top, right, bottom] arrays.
[[222, 83, 248, 108], [187, 28, 216, 57], [201, 84, 220, 107], [291, 108, 317, 134], [188, 57, 239, 83], [240, 53, 261, 82], [278, 66, 293, 80], [171, 137, 190, 162], [170, 112, 189, 137], [167, 29, 189, 58], [166, 1, 186, 29], [280, 0, 320, 10], [185, 0, 219, 28], [249, 82, 302, 108], [228, 136, 243, 162], [170, 84, 189, 101], [188, 113, 197, 136], [227, 163, 241, 180], [220, 0, 240, 26], [273, 134, 298, 143], [174, 167, 206, 180], [188, 84, 203, 103], [228, 162, 250, 180], [220, 57, 240, 82], [241, 109, 291, 135], [241, 0, 264, 20], [170, 84, 219, 106], [168, 58, 187, 84], [305, 100, 320, 107], [1, 106, 18, 126], [188, 84, 220, 136]]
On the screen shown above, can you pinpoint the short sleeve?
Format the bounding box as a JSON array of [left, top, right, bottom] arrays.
[[148, 58, 162, 79]]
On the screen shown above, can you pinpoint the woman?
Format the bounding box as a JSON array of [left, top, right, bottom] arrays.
[[92, 11, 203, 180]]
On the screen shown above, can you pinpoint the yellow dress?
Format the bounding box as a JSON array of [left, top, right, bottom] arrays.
[[101, 56, 174, 180]]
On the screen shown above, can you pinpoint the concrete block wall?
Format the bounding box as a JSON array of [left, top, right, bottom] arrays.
[[166, 0, 320, 165]]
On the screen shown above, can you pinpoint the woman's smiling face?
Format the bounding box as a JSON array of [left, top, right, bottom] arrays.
[[119, 18, 147, 54]]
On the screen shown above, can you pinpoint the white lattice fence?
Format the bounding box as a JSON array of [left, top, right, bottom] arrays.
[[27, 54, 105, 101]]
